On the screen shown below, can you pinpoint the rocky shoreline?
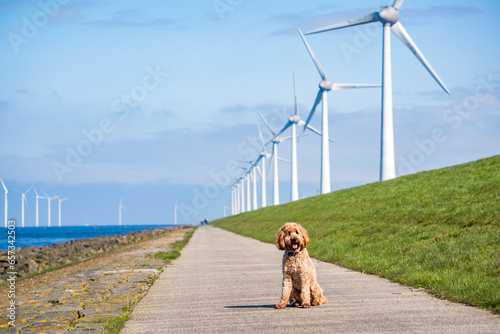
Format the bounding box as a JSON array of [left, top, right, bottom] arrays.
[[0, 226, 189, 281], [0, 226, 193, 333]]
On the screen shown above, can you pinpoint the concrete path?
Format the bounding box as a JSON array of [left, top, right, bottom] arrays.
[[123, 226, 500, 333]]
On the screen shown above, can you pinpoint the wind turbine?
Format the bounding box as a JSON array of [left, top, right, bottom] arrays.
[[1, 179, 8, 228], [298, 28, 380, 194], [21, 186, 32, 228], [174, 201, 178, 225], [44, 192, 58, 227], [269, 73, 331, 201], [305, 0, 450, 181], [250, 123, 271, 208], [56, 196, 69, 227], [119, 198, 126, 226], [33, 187, 45, 228]]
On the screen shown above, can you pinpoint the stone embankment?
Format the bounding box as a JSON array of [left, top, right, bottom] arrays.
[[0, 226, 192, 333], [0, 226, 187, 280]]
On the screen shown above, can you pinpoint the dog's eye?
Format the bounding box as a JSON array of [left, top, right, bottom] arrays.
[[288, 231, 291, 235]]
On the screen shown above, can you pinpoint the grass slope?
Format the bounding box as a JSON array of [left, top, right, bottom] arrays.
[[213, 156, 500, 313]]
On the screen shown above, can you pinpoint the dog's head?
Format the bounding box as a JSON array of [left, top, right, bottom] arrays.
[[276, 222, 309, 253]]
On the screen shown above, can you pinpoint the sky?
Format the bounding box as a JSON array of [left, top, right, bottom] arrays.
[[0, 0, 499, 227]]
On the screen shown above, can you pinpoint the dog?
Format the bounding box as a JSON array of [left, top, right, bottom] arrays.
[[275, 222, 328, 309]]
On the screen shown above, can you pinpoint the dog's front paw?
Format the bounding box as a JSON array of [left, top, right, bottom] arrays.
[[301, 302, 311, 308], [275, 302, 287, 309]]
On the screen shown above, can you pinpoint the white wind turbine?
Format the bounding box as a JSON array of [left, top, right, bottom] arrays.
[[174, 201, 178, 225], [257, 111, 290, 206], [21, 186, 32, 228], [33, 187, 45, 228], [44, 192, 58, 227], [250, 123, 271, 208], [119, 198, 126, 226], [269, 73, 331, 202], [298, 28, 380, 194], [1, 179, 8, 228], [305, 0, 450, 181], [56, 196, 68, 227]]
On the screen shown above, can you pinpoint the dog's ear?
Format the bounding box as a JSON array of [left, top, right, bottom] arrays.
[[299, 224, 309, 248], [276, 226, 286, 250]]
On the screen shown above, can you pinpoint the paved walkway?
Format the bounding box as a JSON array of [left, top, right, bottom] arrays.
[[123, 226, 500, 333]]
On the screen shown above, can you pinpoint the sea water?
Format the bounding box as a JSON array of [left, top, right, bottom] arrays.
[[1, 224, 176, 250]]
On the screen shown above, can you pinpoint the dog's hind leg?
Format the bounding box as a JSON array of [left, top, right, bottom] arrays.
[[310, 282, 328, 306]]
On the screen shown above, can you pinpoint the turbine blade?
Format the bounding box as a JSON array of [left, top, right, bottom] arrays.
[[278, 157, 291, 163], [391, 22, 450, 94], [332, 83, 381, 90], [0, 179, 7, 192], [298, 28, 327, 80], [299, 120, 321, 136], [252, 155, 263, 170], [256, 110, 276, 135], [393, 0, 404, 9], [293, 72, 299, 116], [266, 155, 274, 177], [257, 123, 266, 148], [274, 121, 293, 139], [305, 12, 379, 35], [301, 89, 323, 137]]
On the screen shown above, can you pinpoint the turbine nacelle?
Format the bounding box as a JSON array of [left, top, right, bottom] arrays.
[[379, 6, 399, 25], [289, 115, 301, 124], [319, 79, 333, 91]]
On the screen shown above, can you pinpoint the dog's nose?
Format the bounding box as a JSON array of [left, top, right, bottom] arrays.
[[292, 237, 297, 242]]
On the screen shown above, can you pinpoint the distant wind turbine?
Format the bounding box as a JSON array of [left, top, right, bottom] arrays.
[[21, 186, 32, 228], [250, 123, 271, 208], [174, 201, 178, 225], [223, 205, 230, 217], [305, 0, 450, 181], [269, 72, 330, 201], [44, 192, 58, 227], [119, 198, 126, 226], [1, 179, 8, 228], [56, 196, 69, 227], [33, 187, 45, 228], [298, 28, 380, 194]]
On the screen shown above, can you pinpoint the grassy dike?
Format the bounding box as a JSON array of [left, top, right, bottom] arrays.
[[212, 156, 500, 313]]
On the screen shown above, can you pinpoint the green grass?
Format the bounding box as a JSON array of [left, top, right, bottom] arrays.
[[213, 156, 500, 313], [153, 228, 196, 265]]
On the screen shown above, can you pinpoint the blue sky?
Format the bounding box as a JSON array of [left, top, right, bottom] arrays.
[[0, 0, 499, 226]]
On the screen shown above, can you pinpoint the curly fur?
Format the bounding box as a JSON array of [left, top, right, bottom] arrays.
[[275, 222, 328, 309]]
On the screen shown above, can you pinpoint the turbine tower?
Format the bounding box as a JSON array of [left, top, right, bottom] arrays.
[[174, 201, 178, 225], [305, 0, 450, 181], [298, 29, 380, 194], [33, 187, 44, 228], [1, 179, 8, 228], [44, 192, 57, 227], [119, 198, 126, 226], [21, 186, 32, 228], [56, 196, 69, 227]]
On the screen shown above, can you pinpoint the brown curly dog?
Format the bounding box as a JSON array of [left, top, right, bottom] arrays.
[[275, 222, 328, 309]]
